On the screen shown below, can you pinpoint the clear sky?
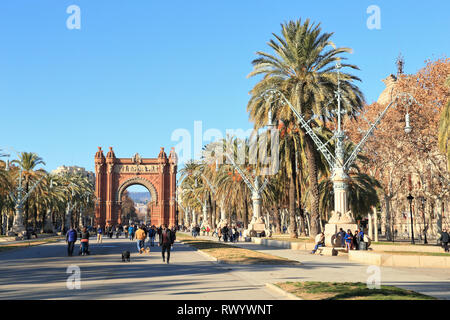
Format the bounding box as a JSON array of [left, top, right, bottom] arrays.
[[0, 0, 448, 173]]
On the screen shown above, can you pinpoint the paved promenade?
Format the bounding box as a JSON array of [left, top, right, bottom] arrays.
[[0, 234, 448, 299], [189, 233, 450, 300], [0, 236, 286, 300]]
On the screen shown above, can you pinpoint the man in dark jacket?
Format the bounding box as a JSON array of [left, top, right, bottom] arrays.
[[66, 226, 77, 256], [338, 228, 346, 248], [439, 229, 449, 252], [159, 224, 174, 264], [222, 225, 229, 242]]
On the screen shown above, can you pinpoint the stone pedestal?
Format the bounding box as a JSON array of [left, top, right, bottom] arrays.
[[43, 210, 55, 234], [245, 216, 268, 237], [12, 208, 26, 235]]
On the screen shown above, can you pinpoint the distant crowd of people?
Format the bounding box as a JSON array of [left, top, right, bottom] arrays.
[[187, 224, 241, 243], [65, 223, 179, 263]]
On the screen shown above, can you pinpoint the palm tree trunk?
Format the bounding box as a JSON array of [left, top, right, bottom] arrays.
[[33, 204, 38, 229], [296, 170, 306, 236], [25, 181, 29, 228], [243, 201, 249, 229], [211, 199, 216, 228], [288, 149, 298, 239], [273, 206, 281, 234], [304, 134, 320, 236]]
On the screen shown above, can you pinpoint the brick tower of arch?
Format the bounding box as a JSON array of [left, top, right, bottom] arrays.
[[94, 147, 177, 228]]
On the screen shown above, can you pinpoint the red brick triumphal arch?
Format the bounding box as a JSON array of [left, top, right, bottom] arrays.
[[94, 147, 178, 228]]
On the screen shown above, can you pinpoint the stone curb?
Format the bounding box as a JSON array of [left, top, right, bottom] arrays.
[[177, 240, 219, 263], [177, 239, 302, 265], [265, 283, 302, 300]]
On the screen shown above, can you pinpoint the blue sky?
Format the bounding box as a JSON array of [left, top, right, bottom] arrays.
[[0, 0, 448, 174]]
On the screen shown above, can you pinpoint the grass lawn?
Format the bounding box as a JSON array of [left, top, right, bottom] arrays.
[[382, 251, 450, 257], [0, 237, 63, 253], [177, 234, 300, 265], [275, 281, 436, 300]]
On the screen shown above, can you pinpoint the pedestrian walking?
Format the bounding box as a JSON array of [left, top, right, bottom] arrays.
[[222, 225, 228, 242], [147, 226, 154, 247], [80, 227, 90, 256], [128, 225, 134, 241], [217, 227, 222, 241], [66, 226, 77, 256], [124, 225, 128, 239], [159, 224, 175, 264], [233, 227, 239, 242], [135, 225, 147, 254], [133, 224, 138, 240], [439, 229, 449, 252], [171, 226, 177, 250]]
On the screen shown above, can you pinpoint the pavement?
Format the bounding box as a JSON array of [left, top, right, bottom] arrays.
[[0, 236, 288, 300], [188, 233, 450, 300], [0, 234, 449, 300]]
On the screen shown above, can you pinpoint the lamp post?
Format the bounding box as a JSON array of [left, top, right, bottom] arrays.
[[262, 61, 418, 239], [10, 168, 45, 235], [407, 194, 415, 244], [418, 196, 427, 244]]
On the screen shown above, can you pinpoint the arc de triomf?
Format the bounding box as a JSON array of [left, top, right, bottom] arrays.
[[94, 146, 178, 227]]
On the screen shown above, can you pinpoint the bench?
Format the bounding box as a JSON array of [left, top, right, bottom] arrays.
[[315, 247, 348, 256]]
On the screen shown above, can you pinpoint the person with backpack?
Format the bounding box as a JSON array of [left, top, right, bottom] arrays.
[[66, 226, 78, 256]]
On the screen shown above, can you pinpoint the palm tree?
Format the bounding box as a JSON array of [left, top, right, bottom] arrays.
[[439, 76, 450, 169], [247, 19, 364, 236], [11, 152, 46, 228]]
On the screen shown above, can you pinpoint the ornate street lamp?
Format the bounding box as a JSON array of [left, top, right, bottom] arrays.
[[261, 61, 418, 242], [418, 196, 427, 244], [407, 194, 415, 244]]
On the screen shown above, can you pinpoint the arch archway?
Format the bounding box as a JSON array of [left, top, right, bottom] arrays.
[[117, 177, 158, 205], [94, 147, 178, 227]]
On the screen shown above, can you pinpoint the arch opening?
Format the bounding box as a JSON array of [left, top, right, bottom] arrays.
[[120, 184, 152, 225]]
